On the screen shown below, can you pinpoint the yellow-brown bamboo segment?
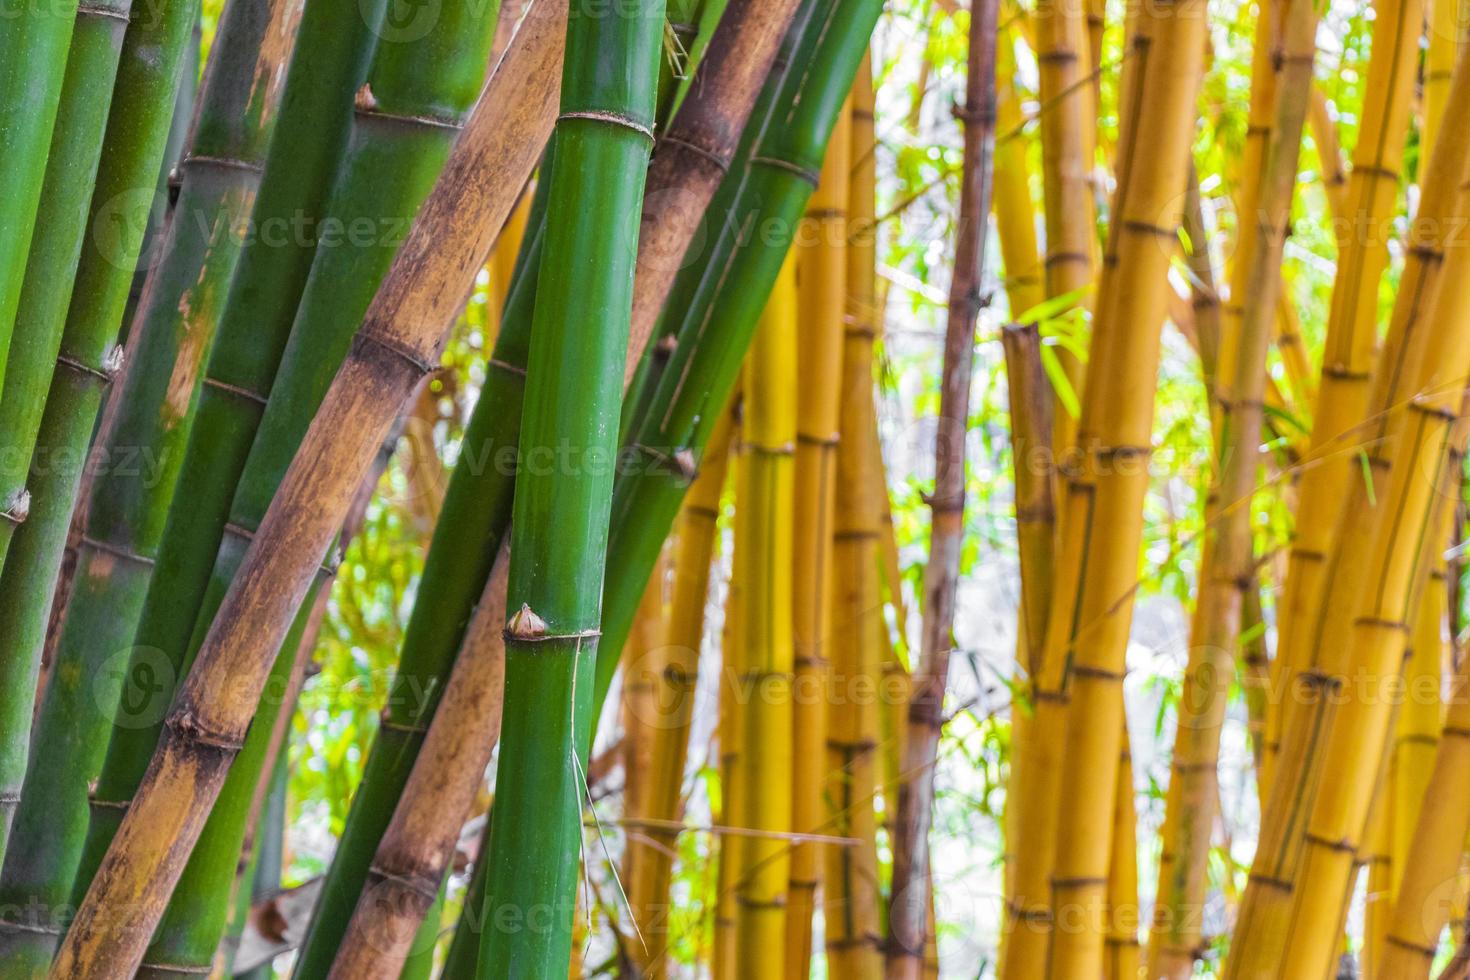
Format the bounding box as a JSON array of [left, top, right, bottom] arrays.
[[1265, 0, 1426, 791], [1105, 725, 1141, 980], [1005, 0, 1209, 972], [1380, 525, 1470, 977], [1227, 40, 1470, 975], [714, 418, 746, 980], [1424, 0, 1469, 165], [1034, 0, 1096, 455], [1307, 88, 1348, 227], [1147, 0, 1314, 969], [993, 26, 1045, 323], [824, 183, 884, 979], [619, 551, 670, 969], [629, 412, 734, 979], [784, 89, 852, 977], [732, 256, 797, 977]]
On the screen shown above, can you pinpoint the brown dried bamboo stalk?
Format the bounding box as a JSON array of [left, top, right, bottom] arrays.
[[626, 0, 808, 374], [886, 0, 997, 974], [47, 9, 565, 975], [325, 546, 509, 980]]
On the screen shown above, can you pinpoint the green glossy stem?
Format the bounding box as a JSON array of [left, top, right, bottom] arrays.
[[477, 0, 665, 974], [66, 0, 396, 897], [0, 0, 80, 399], [0, 2, 299, 967], [593, 0, 882, 720], [0, 0, 200, 882], [73, 1, 501, 972]]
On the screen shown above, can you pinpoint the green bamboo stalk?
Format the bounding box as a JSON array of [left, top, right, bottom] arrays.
[[592, 0, 883, 718], [0, 0, 145, 557], [71, 0, 501, 971], [294, 150, 552, 973], [59, 0, 395, 878], [46, 12, 562, 972], [441, 813, 494, 979], [0, 0, 80, 396], [0, 0, 199, 869], [475, 1, 665, 973], [0, 2, 301, 967], [300, 0, 806, 955]]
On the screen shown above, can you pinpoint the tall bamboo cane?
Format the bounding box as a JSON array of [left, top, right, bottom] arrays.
[[887, 2, 997, 975], [730, 257, 797, 975], [0, 0, 200, 860], [826, 169, 885, 978], [992, 26, 1044, 324], [1424, 0, 1469, 165], [715, 488, 747, 980], [786, 83, 852, 977], [0, 0, 141, 559], [326, 547, 510, 980], [0, 0, 78, 393], [1146, 0, 1314, 968], [475, 0, 667, 972], [300, 0, 809, 958], [1001, 0, 1209, 973], [72, 1, 501, 962], [1226, 37, 1470, 973], [591, 0, 883, 733], [46, 13, 563, 975], [1265, 0, 1425, 790], [1227, 238, 1470, 979], [627, 409, 734, 978], [1033, 0, 1095, 456], [0, 2, 301, 963]]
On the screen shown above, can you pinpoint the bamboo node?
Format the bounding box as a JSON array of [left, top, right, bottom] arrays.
[[167, 710, 246, 752], [748, 154, 820, 188], [137, 962, 212, 975], [353, 331, 439, 377], [365, 865, 442, 902], [182, 153, 265, 176], [507, 604, 549, 639], [655, 133, 730, 175], [1, 490, 29, 526], [558, 110, 655, 145], [76, 0, 130, 19], [202, 375, 268, 405], [487, 356, 528, 378], [1302, 832, 1356, 854], [80, 533, 155, 568], [1386, 934, 1440, 958]]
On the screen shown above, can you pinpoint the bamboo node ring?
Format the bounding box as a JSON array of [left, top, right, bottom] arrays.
[[558, 110, 656, 145], [202, 375, 269, 405], [748, 154, 820, 188]]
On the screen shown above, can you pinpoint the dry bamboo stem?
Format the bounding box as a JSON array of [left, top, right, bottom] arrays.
[[785, 89, 852, 978], [325, 547, 509, 980], [887, 0, 998, 975], [994, 0, 1208, 973], [47, 9, 564, 974], [1034, 0, 1096, 455], [992, 26, 1044, 323], [732, 257, 797, 977], [1265, 0, 1426, 791], [1146, 0, 1315, 968]]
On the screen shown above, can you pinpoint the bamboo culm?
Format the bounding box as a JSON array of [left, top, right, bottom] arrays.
[[47, 9, 562, 974]]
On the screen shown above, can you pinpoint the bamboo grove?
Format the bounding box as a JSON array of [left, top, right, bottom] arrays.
[[5, 0, 1470, 973]]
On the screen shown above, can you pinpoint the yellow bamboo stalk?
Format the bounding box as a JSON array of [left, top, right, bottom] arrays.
[[998, 322, 1055, 941], [1034, 0, 1097, 455], [620, 550, 669, 964], [731, 256, 797, 978], [1147, 0, 1315, 970], [993, 25, 1045, 322], [1105, 725, 1141, 980], [1424, 0, 1469, 165], [1307, 87, 1348, 227], [784, 89, 852, 976], [824, 202, 885, 978], [713, 414, 745, 980], [1265, 0, 1426, 793], [629, 410, 734, 979], [1224, 180, 1470, 979], [1000, 0, 1210, 972]]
